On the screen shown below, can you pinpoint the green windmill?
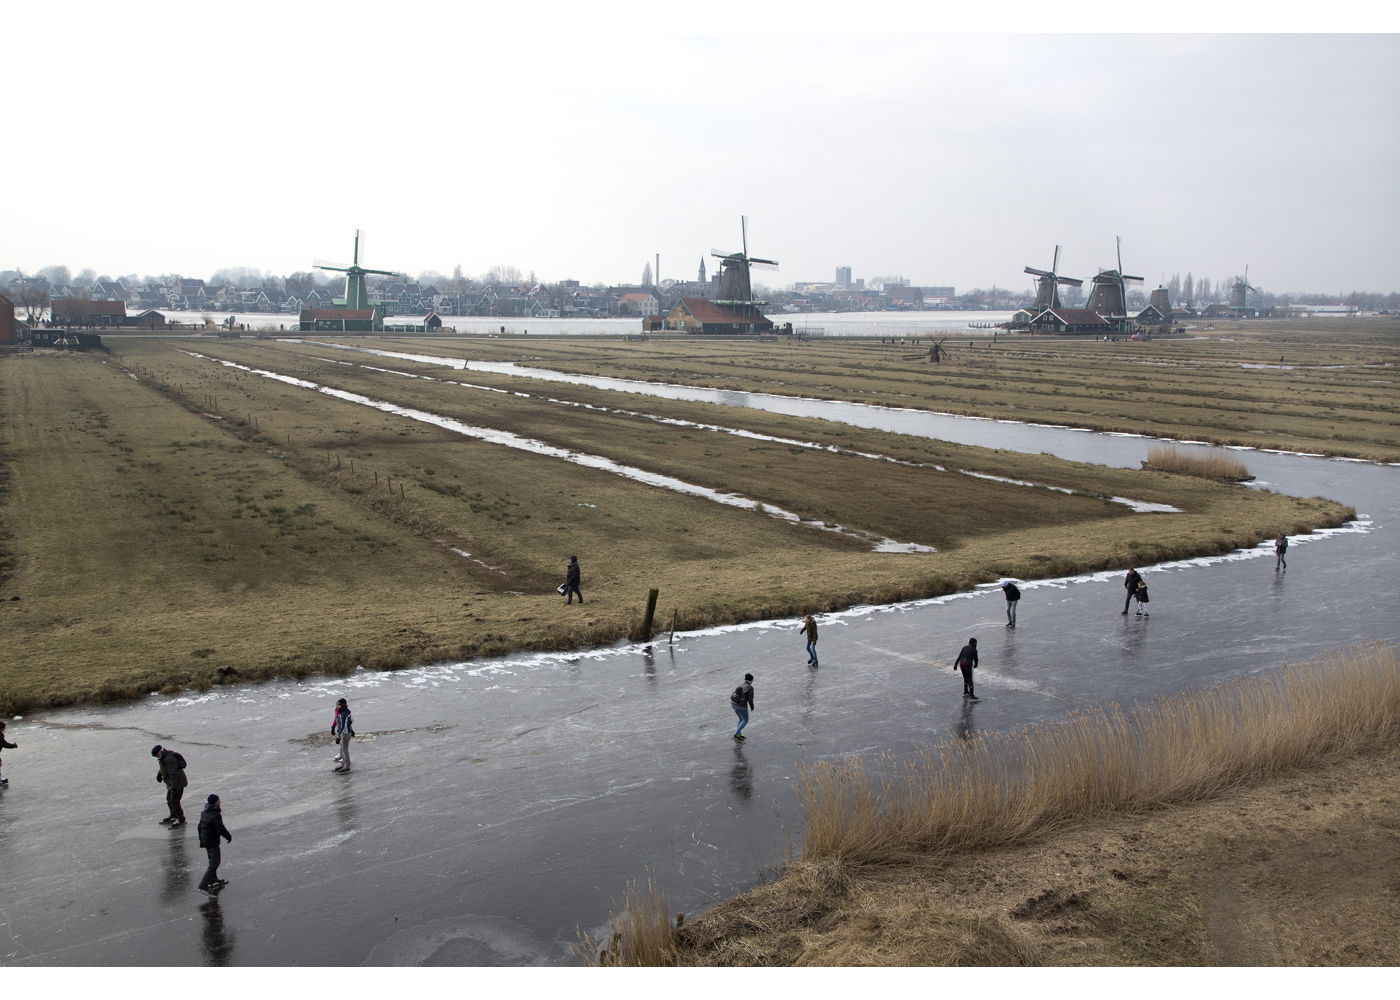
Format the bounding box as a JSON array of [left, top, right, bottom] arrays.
[[314, 230, 401, 314]]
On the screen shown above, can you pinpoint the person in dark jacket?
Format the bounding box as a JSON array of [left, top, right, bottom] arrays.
[[955, 638, 979, 701], [563, 555, 583, 604], [153, 744, 188, 826], [1134, 580, 1150, 617], [0, 721, 16, 786], [197, 794, 233, 893], [332, 698, 354, 772], [799, 615, 819, 666], [1275, 533, 1288, 571], [1122, 568, 1143, 615], [730, 673, 755, 740], [1001, 581, 1021, 627]]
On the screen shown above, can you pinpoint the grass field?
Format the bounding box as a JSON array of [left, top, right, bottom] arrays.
[[0, 337, 1354, 712], [335, 317, 1400, 461]]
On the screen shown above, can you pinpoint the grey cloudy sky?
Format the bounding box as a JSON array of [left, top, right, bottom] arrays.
[[4, 6, 1397, 294]]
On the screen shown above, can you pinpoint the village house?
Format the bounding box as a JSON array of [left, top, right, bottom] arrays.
[[617, 292, 660, 316], [663, 297, 774, 335]]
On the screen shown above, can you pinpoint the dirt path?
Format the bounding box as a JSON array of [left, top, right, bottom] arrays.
[[672, 744, 1400, 965]]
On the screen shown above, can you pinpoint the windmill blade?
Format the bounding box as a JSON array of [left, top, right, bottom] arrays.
[[1052, 244, 1061, 273], [1122, 275, 1145, 283], [362, 268, 401, 277], [749, 256, 779, 266], [1116, 236, 1123, 276], [355, 230, 367, 266], [750, 261, 779, 271], [1058, 277, 1084, 287], [741, 216, 748, 259], [1025, 267, 1055, 278], [313, 259, 352, 270], [711, 248, 739, 259]]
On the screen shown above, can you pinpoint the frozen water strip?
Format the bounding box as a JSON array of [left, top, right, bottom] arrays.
[[957, 470, 1182, 513], [181, 351, 933, 554]]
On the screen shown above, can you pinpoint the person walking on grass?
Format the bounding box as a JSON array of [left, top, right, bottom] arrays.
[[332, 698, 354, 773], [799, 615, 819, 666], [1122, 568, 1142, 615], [1002, 580, 1021, 627], [1134, 580, 1151, 617], [197, 794, 233, 895], [730, 673, 755, 741], [152, 744, 188, 826], [1275, 533, 1288, 571], [0, 721, 16, 786], [955, 638, 979, 701], [563, 555, 583, 605]]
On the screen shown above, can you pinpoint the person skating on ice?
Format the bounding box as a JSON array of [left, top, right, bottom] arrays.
[[0, 721, 16, 786], [197, 794, 233, 894], [1122, 568, 1142, 615], [1134, 580, 1150, 617], [955, 638, 979, 701], [152, 744, 189, 826], [799, 615, 819, 666], [1275, 533, 1288, 571], [730, 673, 755, 740], [332, 698, 354, 772], [1001, 580, 1020, 627]]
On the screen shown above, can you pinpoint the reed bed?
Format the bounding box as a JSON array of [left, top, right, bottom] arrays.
[[798, 642, 1399, 864], [1145, 443, 1252, 480]]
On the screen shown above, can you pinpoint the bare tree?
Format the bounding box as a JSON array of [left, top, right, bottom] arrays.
[[41, 265, 71, 287], [17, 286, 50, 323], [75, 268, 97, 287], [1183, 273, 1194, 307]]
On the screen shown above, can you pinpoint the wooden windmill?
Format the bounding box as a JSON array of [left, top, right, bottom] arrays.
[[711, 217, 778, 303], [1228, 266, 1257, 312], [1085, 237, 1144, 321], [314, 231, 402, 311], [1024, 245, 1083, 311]]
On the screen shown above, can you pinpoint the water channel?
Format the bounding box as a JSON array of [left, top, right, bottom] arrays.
[[1, 347, 1394, 966]]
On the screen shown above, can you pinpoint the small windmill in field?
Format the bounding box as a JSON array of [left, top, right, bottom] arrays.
[[1025, 245, 1083, 311], [1228, 266, 1257, 313], [711, 217, 778, 304], [314, 231, 402, 311]]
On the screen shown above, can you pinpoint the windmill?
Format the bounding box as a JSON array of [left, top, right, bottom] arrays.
[[1228, 266, 1257, 312], [929, 336, 954, 363], [1085, 237, 1144, 322], [313, 231, 402, 312], [711, 216, 778, 303], [1024, 245, 1083, 312]]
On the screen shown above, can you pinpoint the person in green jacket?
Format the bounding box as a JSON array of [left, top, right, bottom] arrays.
[[153, 744, 188, 826]]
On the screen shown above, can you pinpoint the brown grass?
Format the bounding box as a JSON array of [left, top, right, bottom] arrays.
[[576, 878, 679, 966], [1145, 443, 1251, 480]]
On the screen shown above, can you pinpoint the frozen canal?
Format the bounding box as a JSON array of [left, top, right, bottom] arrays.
[[0, 374, 1395, 966]]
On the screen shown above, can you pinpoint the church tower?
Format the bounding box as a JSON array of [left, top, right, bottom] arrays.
[[698, 257, 706, 282]]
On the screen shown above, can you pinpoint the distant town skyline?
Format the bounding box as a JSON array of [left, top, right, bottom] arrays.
[[3, 15, 1396, 294]]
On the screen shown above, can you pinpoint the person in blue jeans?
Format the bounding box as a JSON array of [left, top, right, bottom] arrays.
[[730, 673, 755, 740], [799, 615, 819, 666]]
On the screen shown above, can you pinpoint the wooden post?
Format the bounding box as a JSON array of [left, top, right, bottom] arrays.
[[374, 471, 378, 486], [640, 588, 659, 640], [400, 484, 405, 498], [669, 609, 677, 645]]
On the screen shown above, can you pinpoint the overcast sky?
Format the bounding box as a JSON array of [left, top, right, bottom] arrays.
[[4, 5, 1396, 294]]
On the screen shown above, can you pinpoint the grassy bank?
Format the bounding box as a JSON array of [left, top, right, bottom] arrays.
[[587, 641, 1400, 966], [340, 317, 1400, 461], [0, 344, 1353, 712]]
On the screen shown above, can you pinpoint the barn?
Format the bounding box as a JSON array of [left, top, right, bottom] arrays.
[[663, 297, 774, 335]]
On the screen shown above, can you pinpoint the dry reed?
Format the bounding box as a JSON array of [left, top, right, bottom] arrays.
[[798, 642, 1399, 863], [576, 877, 678, 967], [1145, 443, 1252, 480]]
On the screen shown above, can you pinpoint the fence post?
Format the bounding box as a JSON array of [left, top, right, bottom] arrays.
[[669, 609, 677, 645], [640, 588, 659, 640]]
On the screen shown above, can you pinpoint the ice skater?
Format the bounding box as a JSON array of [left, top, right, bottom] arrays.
[[332, 698, 355, 772], [1275, 533, 1288, 571], [1134, 580, 1150, 617], [152, 744, 188, 826], [331, 701, 345, 766], [799, 615, 819, 666], [197, 794, 233, 894], [0, 721, 16, 786], [730, 673, 755, 740], [955, 638, 979, 701], [563, 555, 583, 604], [1001, 580, 1020, 627], [1122, 568, 1142, 615]]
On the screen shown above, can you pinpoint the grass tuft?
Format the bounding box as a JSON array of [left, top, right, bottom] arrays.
[[576, 877, 677, 967], [1144, 444, 1252, 480]]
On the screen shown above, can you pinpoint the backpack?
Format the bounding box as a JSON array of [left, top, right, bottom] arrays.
[[731, 685, 746, 705], [174, 751, 187, 770]]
